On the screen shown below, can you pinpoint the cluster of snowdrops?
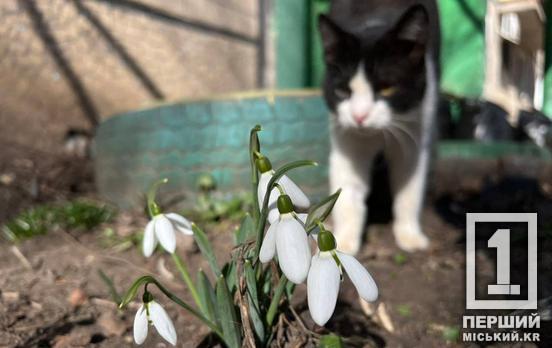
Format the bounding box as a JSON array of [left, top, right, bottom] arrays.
[[118, 125, 378, 347]]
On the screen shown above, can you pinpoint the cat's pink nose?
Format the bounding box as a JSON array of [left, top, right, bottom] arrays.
[[353, 112, 368, 125]]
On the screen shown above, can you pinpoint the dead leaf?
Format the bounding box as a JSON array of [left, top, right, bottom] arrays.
[[2, 291, 20, 303], [376, 302, 395, 333], [359, 297, 375, 317]]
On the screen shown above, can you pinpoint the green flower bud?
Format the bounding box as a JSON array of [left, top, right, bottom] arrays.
[[255, 156, 272, 173], [197, 173, 216, 191], [149, 202, 161, 216], [277, 194, 294, 214], [142, 290, 154, 304], [318, 230, 336, 252]]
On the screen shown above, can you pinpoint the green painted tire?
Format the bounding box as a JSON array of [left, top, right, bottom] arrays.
[[94, 90, 330, 208]]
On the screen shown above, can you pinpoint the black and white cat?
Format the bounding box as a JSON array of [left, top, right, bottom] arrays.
[[319, 0, 440, 253]]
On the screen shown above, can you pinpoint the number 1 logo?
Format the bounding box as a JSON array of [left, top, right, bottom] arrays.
[[466, 213, 537, 310], [487, 229, 520, 295]]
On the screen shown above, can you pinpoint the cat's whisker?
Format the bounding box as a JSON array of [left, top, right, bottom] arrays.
[[384, 127, 409, 162], [390, 122, 420, 148], [391, 127, 408, 150], [341, 125, 380, 140], [392, 116, 418, 122], [381, 128, 391, 150]]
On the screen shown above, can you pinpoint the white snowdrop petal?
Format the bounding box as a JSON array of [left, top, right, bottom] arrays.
[[279, 175, 310, 208], [133, 305, 149, 345], [337, 251, 378, 302], [266, 182, 280, 224], [307, 254, 341, 326], [143, 220, 157, 257], [267, 205, 279, 224], [166, 213, 193, 235], [149, 301, 177, 346], [258, 172, 279, 224], [257, 172, 272, 210], [155, 215, 176, 253], [275, 216, 311, 284], [259, 222, 278, 263]]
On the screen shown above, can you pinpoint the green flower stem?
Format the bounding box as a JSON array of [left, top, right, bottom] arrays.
[[266, 275, 288, 327], [120, 275, 223, 338], [274, 183, 285, 195], [146, 178, 168, 218], [158, 285, 223, 339], [249, 125, 262, 222], [253, 199, 270, 260], [171, 253, 204, 314]]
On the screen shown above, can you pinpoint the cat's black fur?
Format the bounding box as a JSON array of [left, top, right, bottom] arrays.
[[319, 0, 440, 114]]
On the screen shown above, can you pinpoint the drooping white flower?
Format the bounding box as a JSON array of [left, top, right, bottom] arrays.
[[143, 213, 193, 257], [133, 300, 177, 346], [256, 156, 310, 224], [259, 213, 308, 263], [307, 230, 378, 326], [259, 196, 311, 284], [259, 222, 277, 263]]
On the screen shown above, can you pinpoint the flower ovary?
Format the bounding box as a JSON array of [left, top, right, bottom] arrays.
[[255, 156, 272, 173], [277, 195, 294, 214], [318, 230, 336, 252]]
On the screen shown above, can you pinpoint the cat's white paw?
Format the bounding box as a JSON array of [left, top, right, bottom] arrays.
[[393, 222, 429, 252], [334, 231, 361, 255]]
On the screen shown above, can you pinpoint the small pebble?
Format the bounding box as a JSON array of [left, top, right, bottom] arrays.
[[68, 288, 87, 307]]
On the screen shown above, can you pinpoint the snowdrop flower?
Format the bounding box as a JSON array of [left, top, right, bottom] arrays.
[[256, 156, 310, 224], [259, 213, 309, 264], [259, 195, 311, 284], [134, 295, 177, 346], [307, 229, 378, 326], [143, 213, 193, 257]]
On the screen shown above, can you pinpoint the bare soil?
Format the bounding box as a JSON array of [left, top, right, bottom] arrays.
[[1, 155, 552, 348]]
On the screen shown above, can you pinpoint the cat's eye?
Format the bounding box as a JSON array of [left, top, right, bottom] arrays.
[[334, 88, 350, 99], [380, 86, 397, 97]]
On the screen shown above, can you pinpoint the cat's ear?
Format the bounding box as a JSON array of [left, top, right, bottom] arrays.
[[385, 5, 428, 64], [393, 5, 429, 45], [319, 14, 356, 65]]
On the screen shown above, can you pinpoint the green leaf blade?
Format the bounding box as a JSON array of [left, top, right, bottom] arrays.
[[319, 334, 344, 348], [306, 189, 341, 231], [244, 260, 265, 342], [244, 260, 259, 304], [222, 261, 237, 293], [235, 213, 255, 245], [266, 275, 287, 327], [192, 224, 222, 278], [216, 275, 242, 348], [98, 269, 122, 304], [197, 270, 218, 325], [247, 296, 265, 343]]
